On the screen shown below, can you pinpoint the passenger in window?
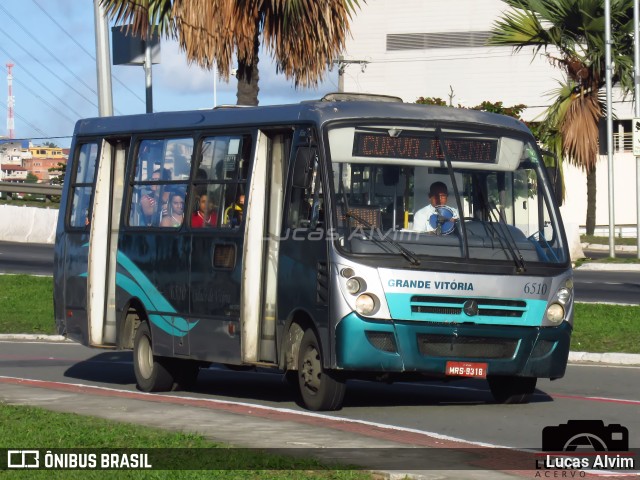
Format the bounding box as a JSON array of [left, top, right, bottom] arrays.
[[413, 181, 459, 233], [150, 168, 171, 220], [224, 193, 245, 227], [138, 189, 158, 226], [160, 191, 185, 227], [192, 193, 217, 228]]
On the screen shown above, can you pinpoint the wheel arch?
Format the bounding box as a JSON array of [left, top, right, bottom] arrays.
[[117, 297, 148, 350], [279, 308, 321, 371]]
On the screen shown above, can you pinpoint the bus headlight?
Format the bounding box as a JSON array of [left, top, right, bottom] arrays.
[[545, 303, 565, 324], [345, 277, 362, 295], [355, 294, 378, 316], [556, 287, 571, 305]]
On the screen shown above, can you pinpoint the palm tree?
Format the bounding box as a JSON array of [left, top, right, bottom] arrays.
[[488, 0, 634, 234], [100, 0, 362, 106]]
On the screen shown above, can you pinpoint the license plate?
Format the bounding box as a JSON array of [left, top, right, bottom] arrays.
[[445, 361, 487, 378]]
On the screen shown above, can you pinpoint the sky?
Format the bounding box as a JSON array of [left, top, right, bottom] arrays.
[[0, 0, 339, 148]]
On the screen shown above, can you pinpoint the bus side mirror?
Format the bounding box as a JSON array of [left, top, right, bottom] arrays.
[[546, 165, 563, 206], [292, 148, 315, 189], [541, 150, 563, 207]]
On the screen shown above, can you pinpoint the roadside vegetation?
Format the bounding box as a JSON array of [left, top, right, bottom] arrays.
[[581, 235, 638, 247], [0, 274, 638, 354], [0, 404, 371, 479], [0, 197, 60, 208]]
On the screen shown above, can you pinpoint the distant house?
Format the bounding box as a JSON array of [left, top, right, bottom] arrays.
[[24, 145, 68, 181], [0, 139, 30, 166], [0, 163, 28, 182]]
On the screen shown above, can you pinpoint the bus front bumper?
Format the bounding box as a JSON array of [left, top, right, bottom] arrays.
[[335, 313, 571, 379]]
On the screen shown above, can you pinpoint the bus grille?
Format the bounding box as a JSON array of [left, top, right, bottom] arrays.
[[417, 334, 517, 359], [410, 296, 526, 318]]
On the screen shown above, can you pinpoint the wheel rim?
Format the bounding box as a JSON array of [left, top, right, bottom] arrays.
[[137, 333, 153, 380], [301, 344, 322, 395]]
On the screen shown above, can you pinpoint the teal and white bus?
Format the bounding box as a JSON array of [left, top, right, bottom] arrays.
[[54, 94, 573, 411]]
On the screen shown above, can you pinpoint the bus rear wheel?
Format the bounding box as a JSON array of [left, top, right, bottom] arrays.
[[488, 375, 537, 404], [133, 322, 174, 392], [297, 329, 346, 411]]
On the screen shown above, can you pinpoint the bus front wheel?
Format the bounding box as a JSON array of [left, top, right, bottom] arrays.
[[297, 329, 346, 411], [488, 375, 537, 404], [133, 322, 175, 392]]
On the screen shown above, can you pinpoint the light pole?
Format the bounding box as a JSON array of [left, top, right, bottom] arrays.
[[93, 0, 113, 116], [605, 0, 615, 257]]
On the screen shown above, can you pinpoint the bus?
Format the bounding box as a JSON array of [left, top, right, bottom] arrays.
[[53, 94, 573, 411]]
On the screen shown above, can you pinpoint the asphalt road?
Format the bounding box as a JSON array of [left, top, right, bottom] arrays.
[[1, 241, 638, 305], [0, 241, 54, 276], [0, 340, 638, 451]]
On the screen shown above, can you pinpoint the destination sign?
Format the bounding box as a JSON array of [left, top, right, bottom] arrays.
[[352, 132, 498, 162]]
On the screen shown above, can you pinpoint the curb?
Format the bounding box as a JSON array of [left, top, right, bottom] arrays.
[[568, 351, 640, 366], [0, 334, 69, 342], [576, 262, 640, 271], [581, 243, 638, 253], [2, 334, 640, 366]]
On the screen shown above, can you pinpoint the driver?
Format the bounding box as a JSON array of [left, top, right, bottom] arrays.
[[413, 181, 459, 233]]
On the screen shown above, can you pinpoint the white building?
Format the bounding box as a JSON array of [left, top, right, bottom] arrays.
[[341, 0, 637, 235]]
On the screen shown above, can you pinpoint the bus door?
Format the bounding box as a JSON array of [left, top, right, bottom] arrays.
[[87, 138, 128, 346], [240, 130, 290, 364], [277, 128, 330, 361]]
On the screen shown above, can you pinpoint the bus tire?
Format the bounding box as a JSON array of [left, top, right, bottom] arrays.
[[488, 375, 537, 404], [297, 329, 346, 411], [133, 322, 174, 392]]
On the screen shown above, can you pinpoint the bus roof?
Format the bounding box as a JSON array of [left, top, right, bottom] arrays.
[[73, 98, 531, 137]]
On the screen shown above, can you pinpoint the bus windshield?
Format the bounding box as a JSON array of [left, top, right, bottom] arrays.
[[327, 123, 568, 267]]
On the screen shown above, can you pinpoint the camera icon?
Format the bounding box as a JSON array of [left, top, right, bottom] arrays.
[[542, 420, 629, 452]]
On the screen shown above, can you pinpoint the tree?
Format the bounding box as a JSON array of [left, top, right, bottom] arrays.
[[416, 96, 527, 120], [25, 172, 39, 183], [48, 162, 67, 186], [488, 0, 634, 235], [100, 0, 363, 106]]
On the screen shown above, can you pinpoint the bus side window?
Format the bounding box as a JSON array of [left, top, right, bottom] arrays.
[[68, 143, 99, 228], [192, 134, 252, 229], [288, 147, 322, 229]]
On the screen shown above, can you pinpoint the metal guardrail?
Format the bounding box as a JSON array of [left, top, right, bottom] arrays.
[[0, 181, 62, 196]]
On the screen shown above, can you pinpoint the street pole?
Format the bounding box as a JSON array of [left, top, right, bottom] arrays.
[[93, 0, 113, 116], [143, 24, 153, 114], [635, 0, 640, 258], [605, 0, 616, 257], [338, 56, 344, 92], [213, 61, 217, 108]]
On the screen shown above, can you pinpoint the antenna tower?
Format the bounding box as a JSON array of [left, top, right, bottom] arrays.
[[7, 62, 15, 139]]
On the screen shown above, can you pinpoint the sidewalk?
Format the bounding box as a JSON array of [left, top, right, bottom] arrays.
[[577, 243, 640, 271]]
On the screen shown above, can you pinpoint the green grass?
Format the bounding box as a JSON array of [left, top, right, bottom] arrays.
[[0, 198, 60, 208], [581, 234, 637, 246], [0, 404, 373, 479], [572, 303, 640, 354], [1, 275, 640, 354], [0, 275, 56, 334]]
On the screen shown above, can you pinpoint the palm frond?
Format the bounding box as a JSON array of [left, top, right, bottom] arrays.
[[488, 7, 550, 53]]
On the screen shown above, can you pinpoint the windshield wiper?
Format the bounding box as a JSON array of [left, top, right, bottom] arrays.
[[480, 198, 526, 273], [487, 202, 526, 272], [436, 128, 469, 258], [345, 209, 421, 266]]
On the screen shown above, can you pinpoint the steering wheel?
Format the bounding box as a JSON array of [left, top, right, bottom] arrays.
[[429, 205, 456, 235]]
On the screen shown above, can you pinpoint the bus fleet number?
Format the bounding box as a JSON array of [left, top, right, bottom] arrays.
[[523, 282, 548, 295]]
